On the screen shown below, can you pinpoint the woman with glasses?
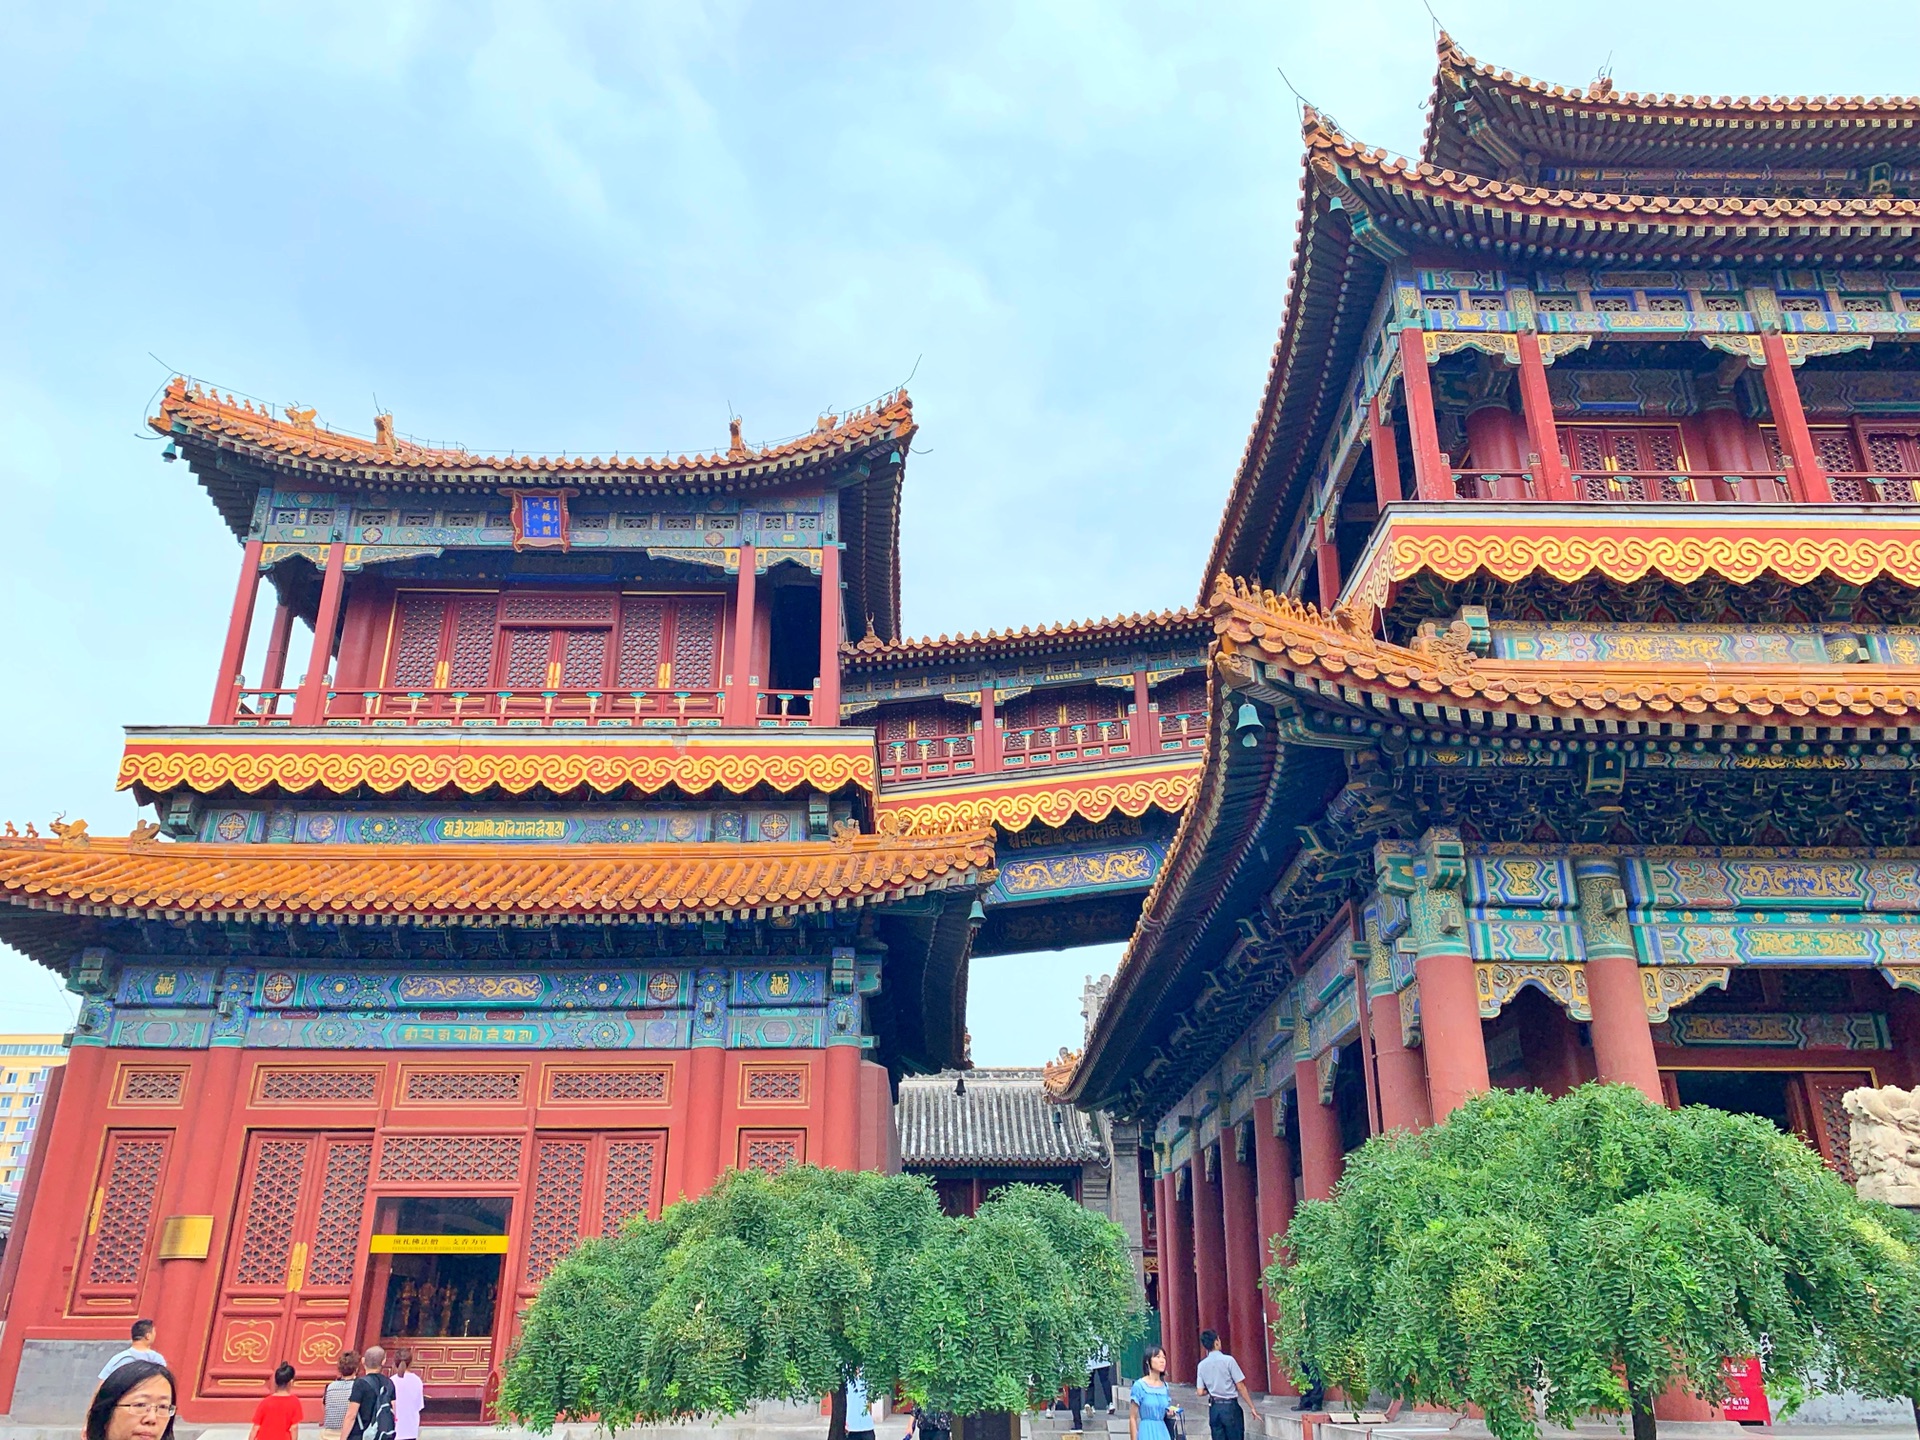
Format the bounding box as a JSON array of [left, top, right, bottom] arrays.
[[85, 1359, 176, 1440]]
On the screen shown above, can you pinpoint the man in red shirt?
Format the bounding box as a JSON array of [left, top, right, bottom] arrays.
[[249, 1364, 305, 1440]]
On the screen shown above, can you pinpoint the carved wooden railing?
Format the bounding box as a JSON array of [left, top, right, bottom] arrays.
[[755, 689, 816, 725], [229, 686, 729, 727], [1450, 470, 1799, 503], [1002, 718, 1130, 767]]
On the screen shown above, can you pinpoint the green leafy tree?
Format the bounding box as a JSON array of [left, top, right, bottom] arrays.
[[1264, 1083, 1920, 1440], [498, 1166, 1139, 1433]]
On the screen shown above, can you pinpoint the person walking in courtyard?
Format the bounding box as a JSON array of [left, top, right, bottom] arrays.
[[85, 1360, 177, 1440], [390, 1350, 423, 1440], [1128, 1346, 1178, 1440], [247, 1363, 304, 1440], [1087, 1345, 1115, 1416], [98, 1320, 166, 1380], [1193, 1332, 1252, 1440]]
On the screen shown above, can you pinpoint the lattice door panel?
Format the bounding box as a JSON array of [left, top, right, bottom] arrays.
[[560, 630, 609, 687], [1798, 1070, 1875, 1184], [70, 1131, 171, 1313], [1560, 425, 1688, 475], [503, 629, 552, 688], [1812, 428, 1861, 474], [516, 1131, 668, 1301], [1864, 429, 1920, 475], [615, 596, 725, 690], [203, 1131, 374, 1400], [386, 593, 505, 690]]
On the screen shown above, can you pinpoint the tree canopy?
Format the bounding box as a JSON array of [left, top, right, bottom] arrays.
[[1265, 1083, 1920, 1440], [498, 1165, 1139, 1431]]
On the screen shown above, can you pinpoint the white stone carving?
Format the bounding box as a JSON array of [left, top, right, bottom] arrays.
[[1844, 1085, 1920, 1207]]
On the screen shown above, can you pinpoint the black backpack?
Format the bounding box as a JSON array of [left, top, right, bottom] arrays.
[[369, 1376, 396, 1440]]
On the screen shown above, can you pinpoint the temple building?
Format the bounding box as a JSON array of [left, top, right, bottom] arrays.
[[0, 381, 1201, 1422], [1064, 36, 1920, 1404]]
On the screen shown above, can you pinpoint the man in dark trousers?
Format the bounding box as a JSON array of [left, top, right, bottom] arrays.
[[1194, 1330, 1254, 1440], [342, 1344, 397, 1440]]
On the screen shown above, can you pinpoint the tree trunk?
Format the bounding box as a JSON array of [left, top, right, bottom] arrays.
[[828, 1383, 847, 1440], [1629, 1395, 1657, 1440]]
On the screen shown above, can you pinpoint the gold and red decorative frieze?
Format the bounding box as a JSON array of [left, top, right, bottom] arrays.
[[117, 728, 878, 799], [1348, 506, 1920, 608], [877, 756, 1200, 833]]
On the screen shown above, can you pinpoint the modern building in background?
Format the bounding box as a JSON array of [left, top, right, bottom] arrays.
[[1066, 34, 1920, 1408], [0, 1037, 67, 1192]]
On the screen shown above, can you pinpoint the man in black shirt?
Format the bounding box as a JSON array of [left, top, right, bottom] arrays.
[[343, 1344, 397, 1440]]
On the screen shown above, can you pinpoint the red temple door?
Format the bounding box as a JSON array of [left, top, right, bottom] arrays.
[[1561, 425, 1690, 498], [203, 1133, 374, 1400], [70, 1131, 172, 1318], [1795, 1070, 1874, 1183], [510, 1132, 666, 1343]]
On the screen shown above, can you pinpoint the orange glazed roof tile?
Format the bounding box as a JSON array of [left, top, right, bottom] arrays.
[[152, 377, 915, 483], [843, 607, 1212, 669], [0, 828, 995, 925]]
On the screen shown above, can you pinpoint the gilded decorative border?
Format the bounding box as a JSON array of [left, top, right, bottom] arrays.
[[878, 763, 1199, 833], [1387, 529, 1920, 589], [118, 737, 878, 798]]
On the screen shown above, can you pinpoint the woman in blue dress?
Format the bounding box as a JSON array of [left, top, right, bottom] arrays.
[[1129, 1346, 1179, 1440]]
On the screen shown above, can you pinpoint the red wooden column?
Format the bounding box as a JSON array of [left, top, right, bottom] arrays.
[[1574, 858, 1663, 1103], [1250, 1096, 1299, 1396], [1217, 1127, 1269, 1391], [150, 1044, 248, 1391], [1408, 832, 1491, 1121], [1292, 1063, 1346, 1201], [1131, 669, 1153, 757], [1369, 990, 1433, 1132], [821, 1044, 860, 1170], [1396, 328, 1451, 500], [0, 1043, 110, 1407], [1158, 1171, 1199, 1382], [725, 543, 759, 726], [1759, 334, 1834, 503], [977, 686, 1000, 773], [291, 540, 347, 726], [259, 599, 295, 693], [1189, 1149, 1229, 1347], [1515, 331, 1571, 500], [1367, 394, 1403, 506], [1314, 516, 1341, 612], [814, 543, 842, 727], [683, 1047, 727, 1197], [208, 539, 265, 723]]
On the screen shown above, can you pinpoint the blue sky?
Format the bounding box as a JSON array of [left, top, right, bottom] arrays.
[[3, 2, 1917, 1060]]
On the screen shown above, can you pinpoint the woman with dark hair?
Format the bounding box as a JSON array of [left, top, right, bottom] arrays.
[[1129, 1347, 1179, 1440], [85, 1359, 176, 1440]]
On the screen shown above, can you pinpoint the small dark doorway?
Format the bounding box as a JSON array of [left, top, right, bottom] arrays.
[[1672, 1069, 1794, 1133]]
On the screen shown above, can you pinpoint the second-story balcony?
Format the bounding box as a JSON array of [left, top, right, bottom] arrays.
[[229, 685, 825, 728], [1452, 468, 1920, 505]]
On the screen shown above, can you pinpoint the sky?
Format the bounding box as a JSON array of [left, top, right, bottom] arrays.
[[3, 1, 1918, 1061]]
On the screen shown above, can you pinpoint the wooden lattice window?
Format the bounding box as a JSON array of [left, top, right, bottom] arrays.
[[256, 1068, 383, 1104], [116, 1068, 187, 1105], [602, 1138, 661, 1233], [400, 1070, 525, 1104], [378, 1135, 523, 1184], [1801, 1071, 1875, 1184], [1864, 428, 1920, 475], [231, 1138, 310, 1287], [522, 1139, 589, 1286], [546, 1067, 670, 1103], [386, 593, 500, 690], [738, 1130, 805, 1176], [615, 595, 724, 690], [73, 1133, 170, 1308], [742, 1065, 808, 1105], [1812, 428, 1862, 474], [305, 1139, 373, 1288], [1560, 424, 1686, 474]]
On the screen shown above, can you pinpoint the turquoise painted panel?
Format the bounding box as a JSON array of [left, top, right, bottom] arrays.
[[115, 966, 218, 1006], [1469, 857, 1575, 908], [1468, 919, 1582, 964], [1635, 921, 1920, 966]]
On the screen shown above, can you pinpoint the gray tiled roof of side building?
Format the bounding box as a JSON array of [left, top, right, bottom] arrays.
[[897, 1068, 1107, 1167]]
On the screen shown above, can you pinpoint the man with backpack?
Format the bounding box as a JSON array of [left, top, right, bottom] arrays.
[[342, 1345, 396, 1440]]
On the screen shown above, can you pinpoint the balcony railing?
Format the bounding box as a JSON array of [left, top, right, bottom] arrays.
[[1002, 719, 1131, 767], [755, 689, 815, 726], [1450, 470, 1796, 503], [1158, 710, 1206, 750], [878, 735, 975, 782], [231, 686, 729, 727]]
